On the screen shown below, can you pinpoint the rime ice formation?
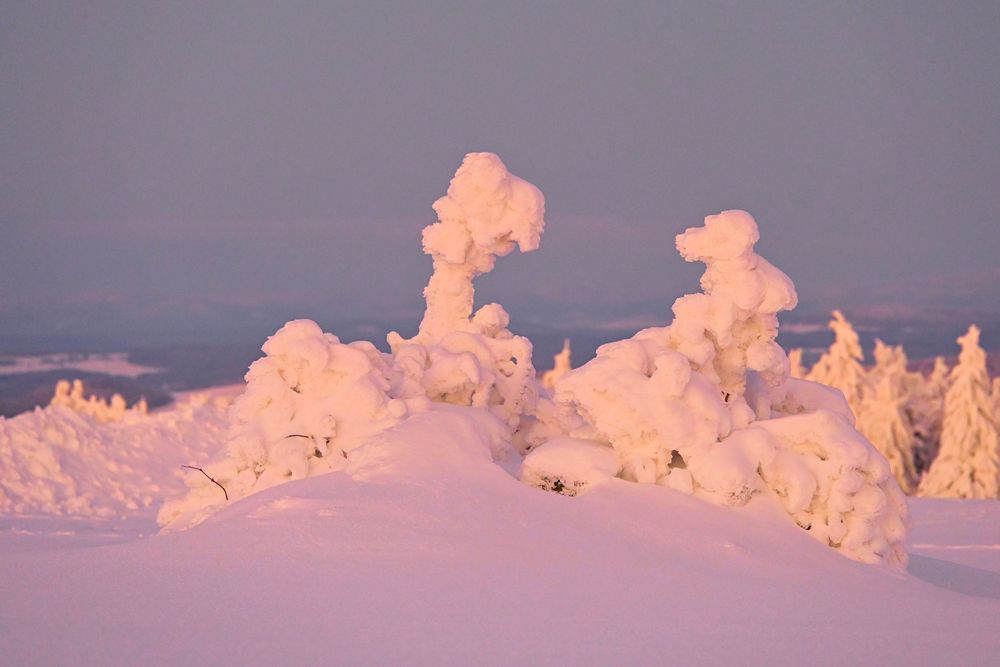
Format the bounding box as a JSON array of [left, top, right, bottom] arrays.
[[386, 152, 545, 431], [540, 211, 907, 566], [161, 153, 545, 529], [751, 411, 908, 564], [49, 379, 148, 422], [541, 339, 572, 391], [414, 152, 544, 341], [157, 320, 410, 528], [918, 326, 999, 499], [549, 210, 799, 485]]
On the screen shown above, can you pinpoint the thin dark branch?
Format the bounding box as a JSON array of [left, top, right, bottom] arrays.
[[182, 465, 229, 501], [285, 434, 312, 439]]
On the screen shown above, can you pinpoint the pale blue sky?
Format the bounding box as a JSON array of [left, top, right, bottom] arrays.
[[3, 2, 998, 347]]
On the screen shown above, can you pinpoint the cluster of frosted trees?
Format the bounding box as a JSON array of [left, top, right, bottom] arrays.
[[49, 379, 148, 423], [161, 153, 913, 567], [791, 313, 999, 499]]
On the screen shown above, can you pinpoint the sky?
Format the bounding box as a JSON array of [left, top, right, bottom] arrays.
[[2, 2, 999, 350]]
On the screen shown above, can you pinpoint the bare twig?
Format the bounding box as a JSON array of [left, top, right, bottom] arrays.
[[181, 465, 229, 501]]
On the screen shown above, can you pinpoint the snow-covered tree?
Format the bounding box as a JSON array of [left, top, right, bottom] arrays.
[[540, 211, 907, 566], [387, 152, 546, 431], [49, 379, 147, 423], [806, 311, 870, 418], [856, 375, 918, 493], [161, 153, 545, 528], [541, 339, 572, 391], [918, 326, 999, 499], [910, 356, 948, 474], [868, 339, 908, 388]]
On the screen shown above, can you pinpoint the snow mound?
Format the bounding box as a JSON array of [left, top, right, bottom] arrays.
[[0, 391, 231, 518], [521, 437, 619, 496]]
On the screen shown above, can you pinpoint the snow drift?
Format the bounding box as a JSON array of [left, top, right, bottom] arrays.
[[154, 152, 908, 568], [0, 385, 231, 518]]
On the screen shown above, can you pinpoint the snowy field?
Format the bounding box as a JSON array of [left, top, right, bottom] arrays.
[[0, 417, 997, 665]]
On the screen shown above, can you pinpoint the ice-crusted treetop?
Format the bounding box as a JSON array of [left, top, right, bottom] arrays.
[[675, 210, 797, 315], [829, 310, 864, 360], [665, 210, 798, 400], [955, 324, 985, 371], [807, 310, 869, 418], [418, 152, 545, 340]]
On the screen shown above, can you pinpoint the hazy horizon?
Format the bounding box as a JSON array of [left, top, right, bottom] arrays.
[[4, 3, 999, 352]]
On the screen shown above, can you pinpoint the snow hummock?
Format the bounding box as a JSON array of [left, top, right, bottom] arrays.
[[0, 424, 995, 664], [521, 436, 618, 495]]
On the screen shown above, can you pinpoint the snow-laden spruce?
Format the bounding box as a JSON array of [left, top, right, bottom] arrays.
[[532, 211, 908, 566], [918, 326, 1000, 499], [806, 310, 870, 419], [856, 340, 918, 493], [795, 328, 956, 483], [911, 356, 949, 473], [856, 375, 918, 494]]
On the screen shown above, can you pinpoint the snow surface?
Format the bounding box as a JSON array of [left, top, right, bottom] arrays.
[[0, 409, 997, 664]]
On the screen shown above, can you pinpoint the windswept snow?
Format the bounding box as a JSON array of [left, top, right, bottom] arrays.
[[0, 417, 996, 664]]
